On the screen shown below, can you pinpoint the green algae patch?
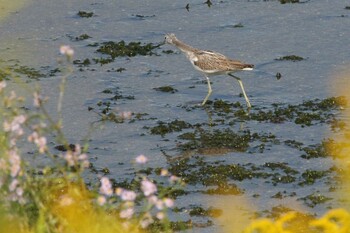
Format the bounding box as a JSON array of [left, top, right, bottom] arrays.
[[275, 55, 304, 61], [199, 97, 346, 127], [77, 11, 94, 18], [162, 50, 175, 54], [189, 206, 223, 218], [150, 120, 192, 136], [87, 88, 136, 123], [0, 68, 11, 80], [280, 0, 300, 4], [299, 170, 330, 186], [1, 60, 64, 80], [204, 183, 244, 195], [264, 162, 299, 175], [263, 162, 298, 185], [95, 40, 159, 64], [284, 140, 304, 150], [299, 193, 332, 208], [75, 34, 91, 41], [233, 23, 244, 28], [73, 58, 91, 67], [153, 86, 178, 93], [245, 97, 346, 126], [205, 0, 213, 7], [301, 142, 331, 159], [149, 220, 193, 232], [12, 65, 45, 79], [212, 99, 237, 113], [178, 128, 250, 153], [167, 157, 269, 186]]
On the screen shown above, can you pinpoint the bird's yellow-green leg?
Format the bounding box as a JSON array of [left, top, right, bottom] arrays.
[[229, 74, 251, 108], [236, 78, 251, 108], [201, 76, 212, 106]]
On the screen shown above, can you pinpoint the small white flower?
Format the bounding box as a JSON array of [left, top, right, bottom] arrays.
[[160, 169, 169, 176], [119, 207, 134, 219], [97, 196, 106, 205], [99, 177, 113, 196], [115, 187, 123, 196], [60, 45, 74, 57], [155, 200, 164, 210], [163, 198, 174, 208], [120, 190, 137, 201], [141, 179, 157, 196], [135, 154, 148, 164], [120, 111, 132, 119]]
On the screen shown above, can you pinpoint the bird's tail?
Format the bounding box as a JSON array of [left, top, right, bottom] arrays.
[[242, 64, 254, 71]]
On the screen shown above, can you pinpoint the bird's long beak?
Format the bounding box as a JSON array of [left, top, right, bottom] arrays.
[[152, 40, 166, 49]]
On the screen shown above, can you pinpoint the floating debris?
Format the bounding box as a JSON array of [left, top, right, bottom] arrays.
[[77, 11, 94, 18], [275, 55, 304, 62], [153, 86, 178, 93]]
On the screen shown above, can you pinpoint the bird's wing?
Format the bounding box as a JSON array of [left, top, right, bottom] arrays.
[[194, 50, 252, 72], [199, 50, 228, 59]]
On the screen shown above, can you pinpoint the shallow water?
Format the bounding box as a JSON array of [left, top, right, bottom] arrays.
[[1, 0, 350, 232]]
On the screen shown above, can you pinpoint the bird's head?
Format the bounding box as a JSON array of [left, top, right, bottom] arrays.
[[164, 33, 177, 45]]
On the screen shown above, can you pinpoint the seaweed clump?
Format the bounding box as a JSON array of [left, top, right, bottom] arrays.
[[276, 55, 304, 61], [279, 0, 300, 4], [96, 41, 158, 60], [77, 11, 94, 18]]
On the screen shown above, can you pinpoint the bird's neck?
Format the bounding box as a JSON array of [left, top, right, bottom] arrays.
[[172, 38, 197, 53]]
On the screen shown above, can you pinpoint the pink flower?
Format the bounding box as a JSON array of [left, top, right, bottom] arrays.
[[60, 45, 74, 57], [28, 132, 47, 154], [15, 115, 26, 124], [135, 154, 148, 164], [78, 154, 89, 168], [148, 195, 158, 205], [163, 198, 174, 208], [120, 111, 132, 119], [4, 115, 26, 136], [120, 190, 137, 201], [120, 207, 134, 219], [62, 144, 89, 167], [9, 149, 21, 177], [100, 177, 113, 196], [64, 151, 74, 166], [37, 137, 47, 153], [141, 179, 157, 196]]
